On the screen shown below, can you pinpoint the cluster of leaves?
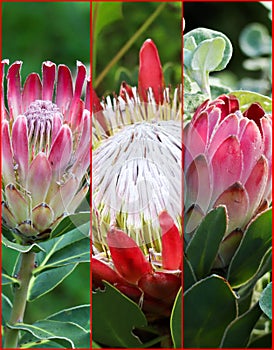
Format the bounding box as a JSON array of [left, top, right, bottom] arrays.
[[2, 213, 90, 348], [184, 207, 272, 348]]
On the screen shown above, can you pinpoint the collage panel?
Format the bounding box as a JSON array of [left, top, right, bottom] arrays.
[[183, 1, 272, 349], [1, 1, 91, 348], [92, 1, 182, 348]]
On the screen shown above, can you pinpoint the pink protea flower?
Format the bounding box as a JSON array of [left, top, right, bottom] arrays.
[[93, 211, 182, 320], [92, 39, 182, 252], [1, 60, 90, 243], [184, 94, 272, 266]]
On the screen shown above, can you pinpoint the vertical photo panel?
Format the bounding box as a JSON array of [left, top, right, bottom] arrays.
[[183, 1, 272, 349], [1, 2, 91, 348], [92, 2, 182, 348]]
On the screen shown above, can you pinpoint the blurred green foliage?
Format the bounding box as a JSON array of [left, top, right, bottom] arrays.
[[2, 1, 90, 323], [183, 2, 272, 96], [2, 1, 90, 78], [93, 2, 182, 96]]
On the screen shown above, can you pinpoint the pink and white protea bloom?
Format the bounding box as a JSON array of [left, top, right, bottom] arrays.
[[92, 39, 182, 253], [93, 211, 182, 320], [184, 94, 272, 266], [1, 60, 90, 242]]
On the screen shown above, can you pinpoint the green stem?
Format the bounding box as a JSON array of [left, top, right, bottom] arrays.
[[4, 251, 36, 348], [94, 2, 166, 89]]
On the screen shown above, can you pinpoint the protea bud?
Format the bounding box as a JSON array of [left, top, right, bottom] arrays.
[[92, 39, 182, 320], [1, 60, 90, 243], [92, 39, 182, 252], [184, 94, 272, 267]]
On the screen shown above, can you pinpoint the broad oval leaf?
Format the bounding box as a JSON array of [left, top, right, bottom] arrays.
[[50, 212, 90, 239], [170, 288, 182, 348], [93, 282, 147, 348], [2, 293, 12, 326], [220, 302, 262, 347], [184, 275, 237, 348], [227, 209, 272, 288], [47, 305, 90, 331], [186, 206, 227, 280]]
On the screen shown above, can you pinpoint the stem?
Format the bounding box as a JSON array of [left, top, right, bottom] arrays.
[[94, 2, 166, 89], [4, 251, 36, 348]]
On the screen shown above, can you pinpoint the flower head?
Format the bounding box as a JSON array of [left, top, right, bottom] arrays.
[[1, 60, 90, 242], [184, 94, 272, 266], [92, 39, 182, 252], [93, 211, 182, 319]]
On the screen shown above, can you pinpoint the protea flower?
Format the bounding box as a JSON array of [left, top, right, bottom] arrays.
[[92, 39, 182, 319], [1, 60, 90, 243], [92, 39, 182, 253], [184, 94, 272, 267], [93, 211, 182, 319]]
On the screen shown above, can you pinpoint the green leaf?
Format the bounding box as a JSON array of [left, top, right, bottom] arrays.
[[2, 268, 20, 286], [259, 282, 272, 319], [170, 288, 182, 348], [184, 28, 233, 71], [92, 2, 123, 38], [184, 275, 237, 348], [34, 228, 90, 273], [220, 302, 262, 347], [92, 340, 101, 348], [93, 282, 147, 348], [50, 212, 90, 239], [230, 90, 272, 113], [186, 207, 227, 280], [47, 305, 90, 331], [2, 234, 45, 253], [9, 320, 89, 348], [248, 333, 272, 348], [227, 209, 272, 288], [183, 255, 197, 291], [28, 264, 77, 301], [2, 293, 12, 326]]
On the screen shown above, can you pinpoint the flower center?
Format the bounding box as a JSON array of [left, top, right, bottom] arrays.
[[93, 120, 182, 250], [24, 100, 63, 154]]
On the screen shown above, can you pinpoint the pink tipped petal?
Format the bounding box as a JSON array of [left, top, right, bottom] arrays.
[[107, 228, 152, 284], [261, 117, 272, 200], [42, 61, 56, 101], [214, 182, 249, 234], [74, 110, 90, 158], [48, 125, 73, 177], [159, 211, 182, 270], [27, 153, 52, 207], [69, 98, 84, 131], [67, 184, 89, 213], [12, 115, 29, 185], [186, 155, 211, 213], [73, 61, 86, 100], [50, 176, 79, 219], [56, 64, 73, 118], [2, 202, 17, 227], [243, 102, 265, 133], [138, 272, 181, 303], [207, 114, 239, 154], [216, 95, 239, 121], [32, 203, 54, 232], [51, 113, 63, 144], [5, 184, 29, 223], [22, 73, 42, 112], [244, 156, 268, 221], [210, 136, 243, 204], [2, 120, 16, 185], [138, 39, 164, 104], [185, 204, 204, 235], [120, 81, 134, 101], [7, 61, 23, 119], [240, 120, 263, 183], [92, 258, 124, 288], [85, 77, 90, 110]]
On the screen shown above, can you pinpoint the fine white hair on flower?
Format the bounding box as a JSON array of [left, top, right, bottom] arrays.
[[92, 87, 182, 251]]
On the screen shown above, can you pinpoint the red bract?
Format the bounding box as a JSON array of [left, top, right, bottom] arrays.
[[93, 211, 182, 319], [1, 60, 90, 242], [184, 95, 272, 266]]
